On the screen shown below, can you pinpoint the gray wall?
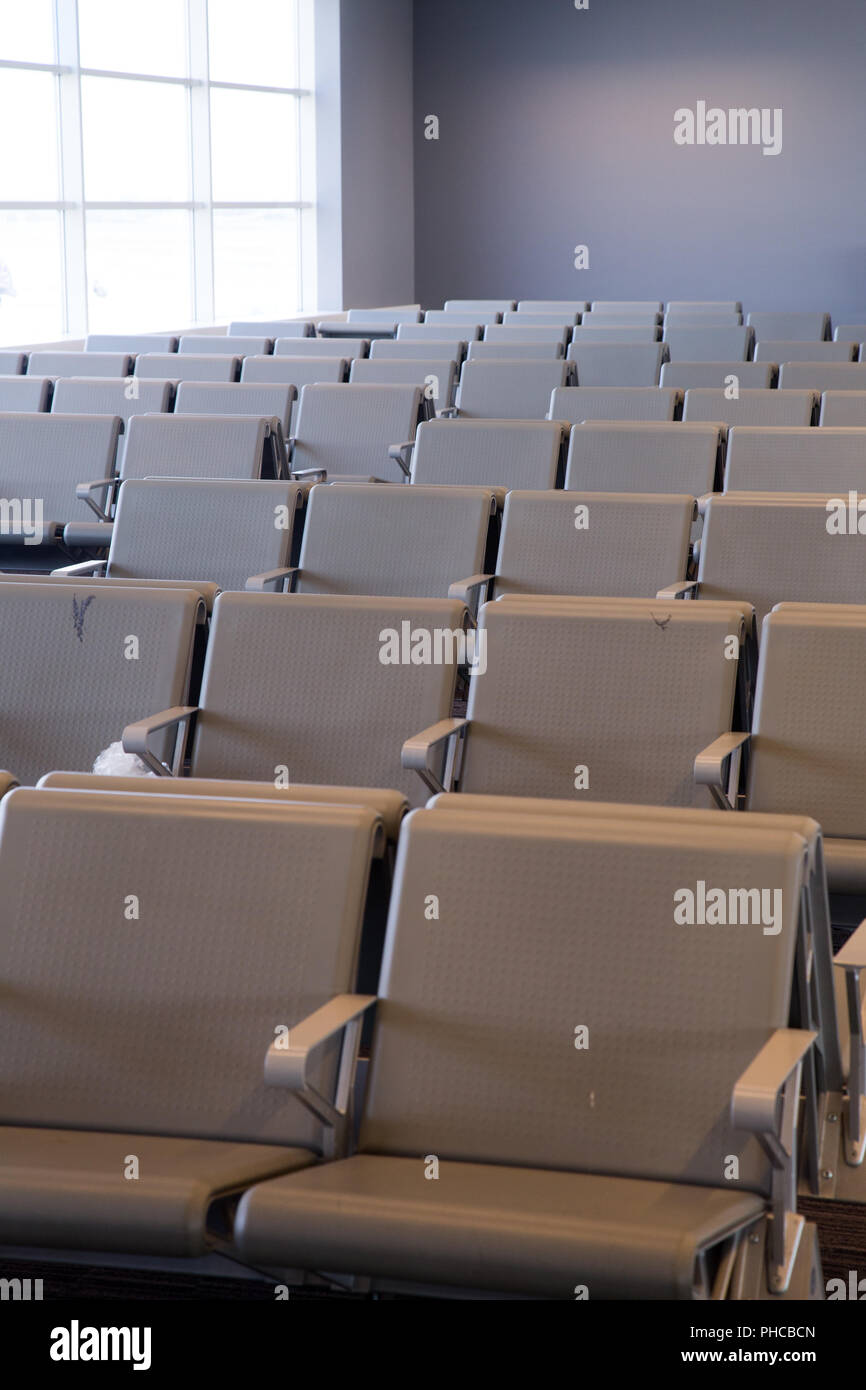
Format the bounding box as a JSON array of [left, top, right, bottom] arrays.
[[340, 0, 415, 308], [413, 0, 866, 315]]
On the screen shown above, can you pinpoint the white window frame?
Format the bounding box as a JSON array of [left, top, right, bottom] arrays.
[[0, 0, 316, 341]]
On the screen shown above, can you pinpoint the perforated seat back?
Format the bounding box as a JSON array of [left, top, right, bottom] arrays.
[[178, 335, 271, 355], [456, 360, 570, 418], [296, 483, 492, 597], [122, 413, 268, 481], [567, 343, 668, 386], [192, 593, 465, 805], [662, 326, 753, 362], [0, 787, 380, 1149], [683, 388, 816, 426], [293, 384, 423, 483], [109, 478, 298, 590], [746, 607, 866, 838], [565, 421, 718, 493], [755, 340, 856, 363], [550, 386, 680, 423], [135, 352, 240, 382], [360, 807, 800, 1196], [411, 418, 562, 490], [724, 426, 866, 493], [699, 494, 866, 626], [85, 334, 178, 353], [273, 337, 368, 357], [175, 381, 296, 434], [779, 362, 866, 392], [495, 491, 693, 598], [0, 412, 121, 522], [660, 362, 775, 390], [52, 377, 173, 424], [459, 599, 742, 805], [747, 312, 830, 341], [348, 357, 456, 409], [0, 581, 200, 784], [819, 391, 866, 426], [0, 377, 51, 411], [28, 351, 132, 378]]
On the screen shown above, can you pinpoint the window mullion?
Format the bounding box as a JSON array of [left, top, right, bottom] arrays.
[[55, 0, 88, 336], [188, 0, 214, 325]]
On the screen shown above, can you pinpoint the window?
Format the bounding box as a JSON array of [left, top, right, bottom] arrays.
[[0, 0, 313, 346]]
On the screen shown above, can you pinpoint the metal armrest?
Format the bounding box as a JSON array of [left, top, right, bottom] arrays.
[[731, 1026, 816, 1294], [291, 466, 328, 481], [52, 559, 107, 577], [122, 705, 198, 776], [448, 573, 492, 614], [696, 493, 714, 517], [656, 579, 698, 599], [438, 405, 459, 419], [387, 439, 415, 477], [694, 730, 750, 810], [75, 477, 119, 522], [834, 920, 866, 1165], [264, 993, 377, 1148], [245, 566, 298, 593], [402, 716, 469, 795]]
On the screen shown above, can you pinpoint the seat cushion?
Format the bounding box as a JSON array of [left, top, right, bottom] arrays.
[[234, 1154, 764, 1298], [0, 1128, 314, 1256]]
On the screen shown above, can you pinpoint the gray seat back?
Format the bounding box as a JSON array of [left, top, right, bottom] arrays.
[[273, 337, 369, 358], [0, 413, 121, 527], [174, 381, 296, 434], [747, 312, 831, 341], [348, 357, 456, 411], [122, 413, 269, 481], [371, 338, 467, 364], [683, 388, 817, 426], [292, 384, 424, 483], [443, 299, 516, 315], [109, 478, 299, 591], [662, 326, 753, 361], [668, 301, 742, 314], [28, 351, 132, 378], [0, 353, 25, 374], [517, 300, 588, 314], [178, 334, 271, 355], [428, 309, 499, 327], [494, 490, 693, 598], [191, 593, 466, 806], [567, 343, 668, 386], [819, 391, 866, 426], [135, 352, 240, 382], [410, 418, 562, 490], [591, 299, 663, 312], [724, 426, 866, 493], [241, 355, 348, 386], [503, 311, 578, 327], [456, 360, 570, 418], [755, 340, 856, 363], [85, 334, 178, 353], [0, 376, 51, 412], [779, 362, 866, 392], [565, 421, 719, 493], [346, 308, 422, 324], [467, 340, 563, 360], [746, 607, 866, 837], [51, 377, 173, 424], [483, 323, 570, 347], [229, 319, 315, 337], [699, 494, 866, 627], [398, 322, 482, 342], [0, 786, 379, 1150], [296, 483, 493, 597], [550, 386, 680, 422], [359, 804, 798, 1198], [458, 598, 742, 805], [570, 325, 660, 343], [660, 361, 775, 389], [0, 582, 201, 784]]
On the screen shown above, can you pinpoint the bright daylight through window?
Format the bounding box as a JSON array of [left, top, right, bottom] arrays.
[[0, 0, 313, 345]]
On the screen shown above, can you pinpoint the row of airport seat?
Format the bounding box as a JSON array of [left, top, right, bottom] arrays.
[[0, 776, 834, 1297], [12, 397, 866, 558]]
